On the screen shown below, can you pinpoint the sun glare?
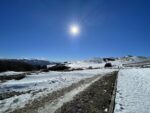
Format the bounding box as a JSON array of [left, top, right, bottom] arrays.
[[70, 24, 80, 36]]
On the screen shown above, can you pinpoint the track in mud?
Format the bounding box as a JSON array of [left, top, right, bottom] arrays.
[[55, 71, 118, 113], [37, 75, 101, 113]]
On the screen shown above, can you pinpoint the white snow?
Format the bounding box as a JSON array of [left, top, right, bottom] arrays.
[[0, 94, 31, 113], [0, 71, 25, 76], [67, 61, 105, 69], [0, 69, 116, 113], [114, 68, 150, 113]]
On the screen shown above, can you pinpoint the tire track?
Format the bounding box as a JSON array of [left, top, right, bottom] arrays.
[[55, 71, 118, 113]]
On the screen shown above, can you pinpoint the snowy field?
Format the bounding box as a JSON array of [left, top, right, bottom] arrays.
[[0, 69, 116, 113], [114, 68, 150, 113]]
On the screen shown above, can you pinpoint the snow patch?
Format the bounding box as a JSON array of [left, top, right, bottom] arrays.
[[114, 68, 150, 113], [0, 71, 25, 76]]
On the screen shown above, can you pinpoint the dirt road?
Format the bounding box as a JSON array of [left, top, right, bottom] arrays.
[[9, 72, 117, 113], [55, 72, 117, 113]]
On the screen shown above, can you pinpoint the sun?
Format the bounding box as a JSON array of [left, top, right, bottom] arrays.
[[69, 24, 80, 36]]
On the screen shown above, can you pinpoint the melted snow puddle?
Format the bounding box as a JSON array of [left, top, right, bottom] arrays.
[[37, 76, 101, 113]]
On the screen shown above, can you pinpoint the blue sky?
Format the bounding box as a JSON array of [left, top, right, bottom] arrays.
[[0, 0, 150, 61]]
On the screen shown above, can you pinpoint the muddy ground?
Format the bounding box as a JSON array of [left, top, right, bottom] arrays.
[[55, 72, 117, 113]]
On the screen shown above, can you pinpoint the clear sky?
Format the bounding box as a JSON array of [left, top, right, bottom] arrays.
[[0, 0, 150, 61]]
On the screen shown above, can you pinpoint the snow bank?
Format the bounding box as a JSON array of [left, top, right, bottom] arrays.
[[114, 68, 150, 113]]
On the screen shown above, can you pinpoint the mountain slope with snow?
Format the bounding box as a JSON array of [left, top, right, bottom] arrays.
[[66, 56, 150, 69]]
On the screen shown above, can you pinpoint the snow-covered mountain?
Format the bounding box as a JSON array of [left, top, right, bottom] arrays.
[[0, 59, 57, 66], [121, 56, 150, 62], [20, 59, 56, 66], [0, 59, 59, 72], [85, 56, 150, 63], [66, 56, 150, 69], [84, 58, 104, 63]]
